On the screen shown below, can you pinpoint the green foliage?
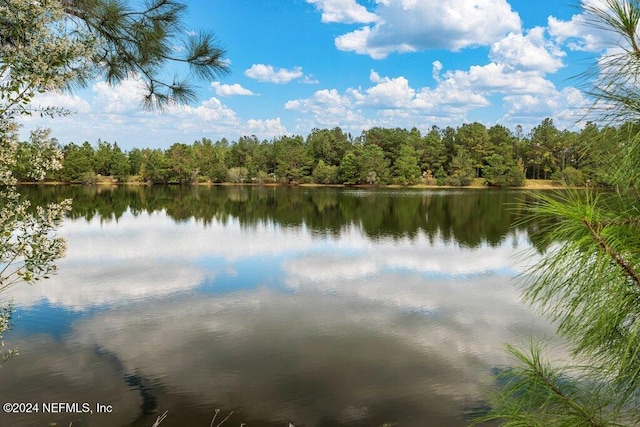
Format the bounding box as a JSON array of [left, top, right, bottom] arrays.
[[23, 121, 640, 187], [312, 160, 339, 184], [227, 167, 248, 183], [1, 0, 228, 114], [12, 129, 64, 182], [551, 166, 585, 186], [274, 136, 312, 184], [166, 143, 196, 184], [140, 148, 170, 183], [59, 142, 95, 183], [479, 2, 640, 425], [446, 147, 475, 186], [417, 126, 447, 173], [476, 339, 627, 426], [484, 154, 525, 188], [359, 144, 390, 185], [393, 145, 421, 185], [457, 122, 491, 178], [0, 122, 70, 293], [339, 152, 359, 185], [306, 127, 350, 167], [109, 144, 130, 182], [529, 118, 562, 180]]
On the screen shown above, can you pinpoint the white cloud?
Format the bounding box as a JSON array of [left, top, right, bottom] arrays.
[[91, 79, 147, 113], [501, 86, 590, 129], [285, 88, 370, 129], [245, 64, 310, 84], [306, 0, 379, 24], [211, 82, 256, 96], [27, 92, 91, 114], [489, 27, 566, 73], [286, 71, 489, 130], [284, 54, 590, 134], [246, 117, 288, 138], [174, 97, 239, 124], [333, 0, 521, 58], [432, 60, 443, 82], [547, 1, 613, 52], [18, 77, 289, 147], [357, 74, 416, 108], [335, 26, 415, 59], [442, 62, 556, 95]]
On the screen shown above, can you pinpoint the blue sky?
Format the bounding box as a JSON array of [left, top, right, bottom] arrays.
[[21, 0, 611, 149]]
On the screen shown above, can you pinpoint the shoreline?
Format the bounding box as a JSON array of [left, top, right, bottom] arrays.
[[16, 178, 573, 190]]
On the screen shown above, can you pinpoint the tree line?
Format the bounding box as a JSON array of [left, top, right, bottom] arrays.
[[14, 118, 628, 187]]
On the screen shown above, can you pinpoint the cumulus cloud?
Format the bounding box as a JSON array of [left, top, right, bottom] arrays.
[[501, 86, 590, 128], [432, 60, 443, 82], [285, 88, 370, 129], [286, 70, 489, 130], [333, 0, 521, 58], [490, 27, 566, 73], [91, 79, 147, 113], [284, 55, 590, 134], [245, 64, 313, 84], [18, 76, 288, 147], [358, 74, 416, 108], [27, 92, 91, 115], [441, 63, 556, 95], [246, 117, 288, 138], [211, 82, 256, 96], [547, 0, 614, 52], [306, 0, 379, 24]]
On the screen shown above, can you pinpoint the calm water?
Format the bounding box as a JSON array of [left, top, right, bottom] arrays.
[[1, 186, 562, 426]]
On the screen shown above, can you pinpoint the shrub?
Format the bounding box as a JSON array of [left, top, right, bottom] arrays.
[[551, 166, 585, 186]]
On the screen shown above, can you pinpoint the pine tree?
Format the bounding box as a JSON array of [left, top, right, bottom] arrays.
[[477, 1, 640, 425], [1, 0, 229, 115]]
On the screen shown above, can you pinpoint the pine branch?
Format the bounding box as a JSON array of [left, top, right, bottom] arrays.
[[582, 217, 640, 288]]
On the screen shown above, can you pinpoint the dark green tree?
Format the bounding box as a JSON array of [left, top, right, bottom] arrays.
[[94, 140, 114, 176], [338, 152, 359, 185], [306, 127, 350, 166], [166, 143, 196, 184], [457, 122, 491, 177], [358, 144, 390, 185], [393, 144, 421, 185], [274, 135, 312, 183], [140, 148, 170, 183], [128, 148, 144, 177], [110, 142, 130, 181], [59, 142, 96, 183], [483, 154, 525, 187], [529, 118, 561, 179], [312, 160, 339, 184], [446, 146, 475, 186], [418, 126, 447, 174]]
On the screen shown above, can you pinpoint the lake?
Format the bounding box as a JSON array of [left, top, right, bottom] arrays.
[[0, 186, 563, 426]]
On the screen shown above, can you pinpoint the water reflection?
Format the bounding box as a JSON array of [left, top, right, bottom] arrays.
[[18, 185, 547, 248], [0, 187, 562, 426]]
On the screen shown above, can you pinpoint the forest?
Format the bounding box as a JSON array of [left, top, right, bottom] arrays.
[[14, 117, 626, 187]]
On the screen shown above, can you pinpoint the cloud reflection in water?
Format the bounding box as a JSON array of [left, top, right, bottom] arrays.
[[0, 196, 563, 426]]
